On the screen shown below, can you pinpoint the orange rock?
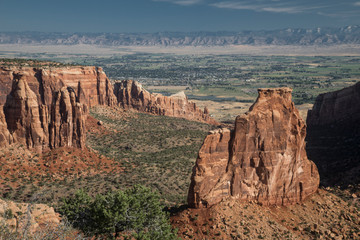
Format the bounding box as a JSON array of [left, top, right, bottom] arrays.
[[188, 88, 319, 208], [49, 87, 86, 149], [0, 198, 60, 234], [114, 80, 218, 124], [0, 65, 113, 151], [4, 77, 47, 152], [0, 105, 12, 148], [0, 66, 116, 107]]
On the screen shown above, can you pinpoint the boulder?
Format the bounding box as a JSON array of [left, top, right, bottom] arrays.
[[0, 198, 60, 234]]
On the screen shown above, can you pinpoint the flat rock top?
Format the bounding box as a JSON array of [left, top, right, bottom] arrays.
[[170, 91, 187, 100]]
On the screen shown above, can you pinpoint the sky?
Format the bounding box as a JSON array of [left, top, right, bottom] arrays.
[[0, 0, 360, 32]]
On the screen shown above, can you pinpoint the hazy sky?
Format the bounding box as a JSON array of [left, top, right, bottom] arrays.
[[1, 0, 360, 32]]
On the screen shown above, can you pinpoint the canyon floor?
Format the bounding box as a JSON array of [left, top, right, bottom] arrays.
[[0, 106, 214, 206], [172, 189, 360, 240]]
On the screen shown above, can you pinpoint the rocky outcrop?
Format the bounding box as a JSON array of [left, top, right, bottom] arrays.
[[307, 82, 360, 125], [1, 76, 86, 151], [306, 82, 360, 186], [0, 65, 114, 151], [49, 87, 86, 149], [4, 78, 47, 152], [188, 88, 319, 208], [0, 66, 116, 107], [0, 198, 60, 234], [0, 106, 12, 148], [114, 80, 218, 124]]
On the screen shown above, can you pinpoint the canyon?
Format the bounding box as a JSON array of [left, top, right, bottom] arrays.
[[0, 65, 215, 151], [1, 60, 359, 239]]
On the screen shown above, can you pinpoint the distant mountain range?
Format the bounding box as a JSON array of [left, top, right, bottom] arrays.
[[1, 26, 360, 46]]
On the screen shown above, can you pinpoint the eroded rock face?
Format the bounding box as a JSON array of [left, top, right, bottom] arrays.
[[0, 65, 113, 151], [0, 198, 60, 234], [114, 80, 218, 124], [0, 105, 12, 148], [0, 66, 116, 107], [306, 82, 360, 186], [307, 82, 360, 125], [4, 78, 46, 152], [1, 76, 86, 151], [49, 87, 86, 149], [188, 88, 319, 208]]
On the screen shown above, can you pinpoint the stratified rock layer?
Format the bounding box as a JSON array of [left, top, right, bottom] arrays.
[[306, 82, 360, 186], [0, 66, 116, 107], [2, 77, 86, 151], [188, 88, 319, 208], [0, 66, 114, 150], [114, 80, 218, 125]]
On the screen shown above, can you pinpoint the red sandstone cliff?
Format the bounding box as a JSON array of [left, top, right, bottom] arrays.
[[114, 80, 218, 125], [188, 88, 319, 208], [0, 66, 116, 107], [306, 82, 360, 187], [307, 82, 360, 126], [0, 65, 115, 151]]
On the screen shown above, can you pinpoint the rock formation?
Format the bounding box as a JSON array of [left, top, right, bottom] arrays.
[[0, 106, 12, 148], [1, 76, 86, 151], [0, 66, 116, 107], [0, 65, 217, 150], [188, 88, 319, 208], [114, 80, 218, 124], [306, 82, 360, 186], [0, 198, 61, 234], [0, 65, 113, 151], [4, 77, 47, 152]]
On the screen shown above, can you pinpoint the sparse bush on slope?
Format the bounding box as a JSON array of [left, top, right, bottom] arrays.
[[59, 185, 179, 239]]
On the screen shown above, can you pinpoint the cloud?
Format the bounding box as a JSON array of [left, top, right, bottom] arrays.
[[153, 0, 202, 6], [210, 1, 321, 14], [153, 0, 360, 18], [209, 0, 360, 17]]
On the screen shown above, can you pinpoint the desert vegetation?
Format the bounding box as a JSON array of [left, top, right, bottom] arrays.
[[59, 185, 178, 239]]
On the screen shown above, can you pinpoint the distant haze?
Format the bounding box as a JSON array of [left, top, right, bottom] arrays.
[[1, 0, 360, 32], [0, 26, 360, 47]]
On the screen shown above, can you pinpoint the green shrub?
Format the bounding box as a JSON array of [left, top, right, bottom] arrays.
[[59, 185, 179, 239]]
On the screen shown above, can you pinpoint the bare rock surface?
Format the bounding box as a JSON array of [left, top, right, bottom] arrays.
[[114, 80, 218, 124], [0, 65, 115, 150], [307, 82, 360, 125], [0, 66, 116, 107], [0, 198, 60, 234], [188, 88, 319, 207], [306, 82, 360, 187]]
